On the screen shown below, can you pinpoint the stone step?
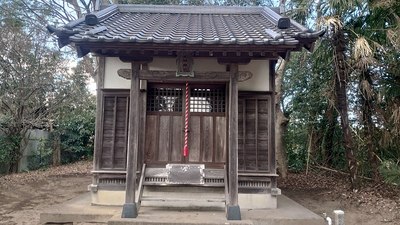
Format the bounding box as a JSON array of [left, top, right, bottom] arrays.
[[139, 186, 227, 208], [141, 196, 226, 203]]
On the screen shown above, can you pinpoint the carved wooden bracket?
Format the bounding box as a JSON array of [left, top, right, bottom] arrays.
[[117, 69, 253, 82], [117, 69, 131, 80], [237, 71, 252, 82]]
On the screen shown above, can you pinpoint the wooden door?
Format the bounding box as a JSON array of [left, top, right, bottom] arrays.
[[144, 83, 227, 168]]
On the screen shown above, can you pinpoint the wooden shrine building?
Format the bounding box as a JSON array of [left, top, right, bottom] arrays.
[[49, 4, 322, 220]]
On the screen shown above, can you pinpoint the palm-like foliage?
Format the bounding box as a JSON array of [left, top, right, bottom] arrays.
[[283, 0, 400, 186]]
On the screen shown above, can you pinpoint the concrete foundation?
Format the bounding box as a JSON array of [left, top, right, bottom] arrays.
[[238, 193, 277, 209], [40, 192, 324, 225], [91, 190, 125, 206], [90, 187, 278, 209]]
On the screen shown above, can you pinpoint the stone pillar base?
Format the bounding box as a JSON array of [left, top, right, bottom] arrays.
[[226, 204, 241, 220], [121, 203, 138, 218]]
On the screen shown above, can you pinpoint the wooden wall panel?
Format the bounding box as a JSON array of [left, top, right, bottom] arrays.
[[257, 99, 269, 171], [238, 93, 272, 173], [189, 116, 201, 162], [238, 100, 245, 171], [114, 97, 128, 168], [144, 84, 227, 166], [171, 116, 183, 162], [145, 115, 158, 162], [101, 97, 115, 169], [215, 116, 226, 163], [158, 116, 171, 162], [245, 99, 256, 171], [100, 93, 129, 170], [202, 116, 214, 162]]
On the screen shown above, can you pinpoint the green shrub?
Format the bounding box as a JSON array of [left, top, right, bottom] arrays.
[[379, 160, 400, 185], [58, 111, 95, 163], [0, 135, 22, 171]]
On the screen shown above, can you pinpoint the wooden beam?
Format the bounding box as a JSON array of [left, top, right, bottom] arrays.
[[119, 55, 153, 63], [94, 57, 105, 171], [227, 63, 241, 220], [121, 62, 141, 218], [84, 43, 295, 59], [140, 70, 230, 82], [217, 57, 251, 65], [117, 69, 253, 82]]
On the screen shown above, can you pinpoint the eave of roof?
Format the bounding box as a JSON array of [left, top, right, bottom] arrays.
[[48, 4, 325, 58]]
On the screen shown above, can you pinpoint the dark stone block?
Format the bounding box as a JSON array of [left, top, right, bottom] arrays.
[[226, 204, 241, 220], [121, 203, 138, 218]]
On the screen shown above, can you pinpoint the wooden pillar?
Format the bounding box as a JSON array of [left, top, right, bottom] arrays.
[[91, 57, 105, 191], [269, 60, 277, 188], [138, 65, 148, 173], [226, 63, 241, 220], [121, 62, 141, 218], [93, 57, 105, 171]]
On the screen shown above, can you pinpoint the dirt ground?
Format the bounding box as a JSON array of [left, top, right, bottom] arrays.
[[0, 161, 399, 225], [280, 171, 400, 225], [0, 161, 91, 225]]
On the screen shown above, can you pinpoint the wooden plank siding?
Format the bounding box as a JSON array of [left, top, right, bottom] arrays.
[[99, 90, 130, 170], [144, 114, 226, 166], [95, 90, 273, 174], [238, 92, 273, 173]]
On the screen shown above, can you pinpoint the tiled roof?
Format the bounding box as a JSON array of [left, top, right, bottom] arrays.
[[49, 4, 324, 55]]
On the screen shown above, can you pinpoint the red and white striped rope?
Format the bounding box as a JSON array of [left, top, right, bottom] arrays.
[[183, 81, 189, 157]]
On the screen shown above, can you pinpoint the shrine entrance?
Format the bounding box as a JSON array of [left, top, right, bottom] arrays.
[[144, 83, 227, 168]]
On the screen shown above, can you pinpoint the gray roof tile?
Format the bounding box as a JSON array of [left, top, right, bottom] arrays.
[[50, 4, 324, 54]]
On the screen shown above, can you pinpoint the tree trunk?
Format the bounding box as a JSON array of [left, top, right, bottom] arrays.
[[50, 121, 61, 166], [8, 132, 25, 174], [332, 27, 359, 189], [9, 161, 19, 173], [360, 70, 379, 181], [323, 105, 336, 166], [52, 135, 61, 166], [275, 59, 289, 178]]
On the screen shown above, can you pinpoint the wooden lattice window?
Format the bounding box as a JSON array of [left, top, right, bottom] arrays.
[[147, 85, 226, 114], [190, 87, 226, 113], [147, 87, 183, 112]]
